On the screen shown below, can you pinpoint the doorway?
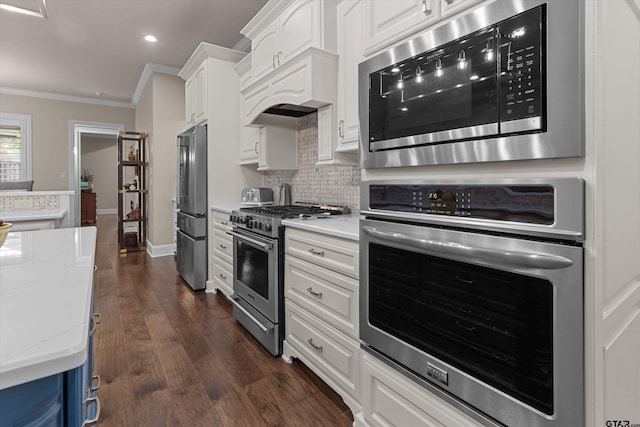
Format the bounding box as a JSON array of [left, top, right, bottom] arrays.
[[69, 121, 124, 227]]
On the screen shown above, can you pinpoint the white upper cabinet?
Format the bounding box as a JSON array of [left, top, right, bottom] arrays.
[[362, 0, 439, 57], [440, 0, 485, 18], [248, 0, 337, 82], [239, 125, 260, 165], [184, 60, 207, 126], [336, 0, 364, 154], [256, 117, 298, 171]]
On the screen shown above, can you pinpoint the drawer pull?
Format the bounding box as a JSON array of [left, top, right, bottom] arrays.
[[83, 396, 101, 426], [88, 313, 101, 336], [91, 375, 101, 392], [456, 321, 476, 332], [307, 338, 323, 352], [455, 275, 475, 285], [219, 243, 227, 249], [308, 248, 325, 257], [221, 221, 229, 226], [306, 287, 323, 298], [219, 273, 227, 280]]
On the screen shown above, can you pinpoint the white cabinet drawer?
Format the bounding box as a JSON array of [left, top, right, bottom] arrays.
[[212, 210, 232, 230], [361, 352, 484, 427], [212, 228, 233, 264], [285, 255, 358, 339], [212, 257, 233, 297], [285, 228, 359, 278], [285, 302, 360, 403]]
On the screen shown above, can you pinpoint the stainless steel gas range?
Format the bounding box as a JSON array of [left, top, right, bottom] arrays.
[[228, 204, 347, 356]]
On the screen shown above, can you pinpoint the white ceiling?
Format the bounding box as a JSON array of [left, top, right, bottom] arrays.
[[0, 0, 268, 106]]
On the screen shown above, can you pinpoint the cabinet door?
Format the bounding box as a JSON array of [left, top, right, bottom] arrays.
[[279, 0, 318, 65], [252, 19, 279, 81], [239, 125, 260, 164], [337, 0, 364, 151], [194, 63, 207, 124], [185, 77, 196, 125], [257, 126, 268, 169], [362, 0, 438, 56], [440, 0, 485, 18]]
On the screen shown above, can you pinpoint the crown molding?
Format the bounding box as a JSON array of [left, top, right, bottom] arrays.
[[1, 63, 180, 108], [131, 63, 181, 106], [0, 86, 134, 108]]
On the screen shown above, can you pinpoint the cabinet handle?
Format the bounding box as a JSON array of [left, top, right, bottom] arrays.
[[306, 287, 323, 298], [307, 338, 323, 352], [219, 273, 227, 280], [219, 243, 227, 249], [308, 248, 325, 257], [422, 0, 433, 15], [338, 120, 344, 138], [83, 396, 101, 426], [272, 54, 277, 69], [91, 375, 101, 392], [221, 221, 229, 226], [254, 141, 259, 154], [88, 313, 101, 336]]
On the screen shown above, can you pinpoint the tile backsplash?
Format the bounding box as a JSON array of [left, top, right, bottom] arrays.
[[0, 195, 60, 210], [262, 113, 361, 213]]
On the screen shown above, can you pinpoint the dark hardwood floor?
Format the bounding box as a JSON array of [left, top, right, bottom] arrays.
[[92, 214, 354, 426]]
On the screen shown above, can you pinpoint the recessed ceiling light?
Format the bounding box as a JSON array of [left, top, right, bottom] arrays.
[[0, 0, 47, 18], [144, 35, 158, 43]]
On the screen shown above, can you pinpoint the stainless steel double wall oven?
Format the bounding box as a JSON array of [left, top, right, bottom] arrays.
[[360, 178, 584, 427]]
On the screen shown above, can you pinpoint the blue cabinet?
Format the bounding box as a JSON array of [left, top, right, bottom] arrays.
[[0, 305, 99, 427]]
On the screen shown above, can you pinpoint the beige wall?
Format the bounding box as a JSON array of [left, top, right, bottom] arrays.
[[0, 93, 134, 190], [80, 135, 118, 211], [135, 72, 185, 249]]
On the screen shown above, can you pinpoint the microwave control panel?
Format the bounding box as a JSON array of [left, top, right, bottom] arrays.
[[369, 184, 554, 225], [499, 6, 545, 130]]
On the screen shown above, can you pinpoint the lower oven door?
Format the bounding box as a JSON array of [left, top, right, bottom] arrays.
[[360, 218, 584, 427], [228, 228, 280, 324]]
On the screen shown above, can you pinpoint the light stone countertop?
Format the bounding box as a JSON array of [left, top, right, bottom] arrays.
[[0, 209, 67, 222], [282, 214, 361, 241], [0, 227, 97, 390]]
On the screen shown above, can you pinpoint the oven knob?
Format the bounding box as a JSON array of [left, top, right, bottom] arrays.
[[257, 221, 263, 230], [264, 222, 272, 232]]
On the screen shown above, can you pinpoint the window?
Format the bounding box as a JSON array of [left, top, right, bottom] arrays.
[[0, 113, 32, 182]]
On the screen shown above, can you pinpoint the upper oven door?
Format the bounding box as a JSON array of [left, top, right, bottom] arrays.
[[230, 228, 279, 323], [359, 217, 584, 427]]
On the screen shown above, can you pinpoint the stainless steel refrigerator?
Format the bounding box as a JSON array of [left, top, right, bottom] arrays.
[[176, 125, 207, 290]]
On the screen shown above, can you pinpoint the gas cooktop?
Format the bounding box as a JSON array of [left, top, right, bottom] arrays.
[[231, 203, 349, 237]]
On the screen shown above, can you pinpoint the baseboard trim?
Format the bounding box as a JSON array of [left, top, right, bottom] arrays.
[[146, 241, 176, 258]]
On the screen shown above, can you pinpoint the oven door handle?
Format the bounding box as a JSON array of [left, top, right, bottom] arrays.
[[226, 230, 273, 250], [362, 226, 574, 269], [229, 296, 272, 333]]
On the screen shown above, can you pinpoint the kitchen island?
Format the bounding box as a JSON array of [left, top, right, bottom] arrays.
[[0, 226, 99, 425]]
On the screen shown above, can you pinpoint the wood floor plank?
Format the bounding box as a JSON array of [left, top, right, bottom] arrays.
[[91, 214, 353, 426]]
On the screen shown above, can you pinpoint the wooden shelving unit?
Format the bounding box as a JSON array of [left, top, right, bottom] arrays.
[[117, 131, 147, 254]]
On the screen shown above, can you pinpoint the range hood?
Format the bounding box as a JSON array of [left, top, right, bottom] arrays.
[[263, 103, 317, 118], [240, 48, 338, 126]]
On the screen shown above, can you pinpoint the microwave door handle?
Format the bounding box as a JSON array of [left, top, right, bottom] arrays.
[[226, 230, 273, 250], [362, 226, 573, 270]]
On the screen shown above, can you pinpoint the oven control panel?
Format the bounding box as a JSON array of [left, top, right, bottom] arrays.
[[368, 184, 555, 225]]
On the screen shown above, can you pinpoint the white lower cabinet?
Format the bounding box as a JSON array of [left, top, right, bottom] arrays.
[[210, 209, 234, 296], [283, 227, 361, 417], [361, 352, 484, 427]]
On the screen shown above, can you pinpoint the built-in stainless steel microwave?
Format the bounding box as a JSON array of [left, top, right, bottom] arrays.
[[359, 0, 584, 168]]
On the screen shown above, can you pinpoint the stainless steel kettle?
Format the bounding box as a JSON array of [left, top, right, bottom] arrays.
[[279, 183, 291, 205]]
